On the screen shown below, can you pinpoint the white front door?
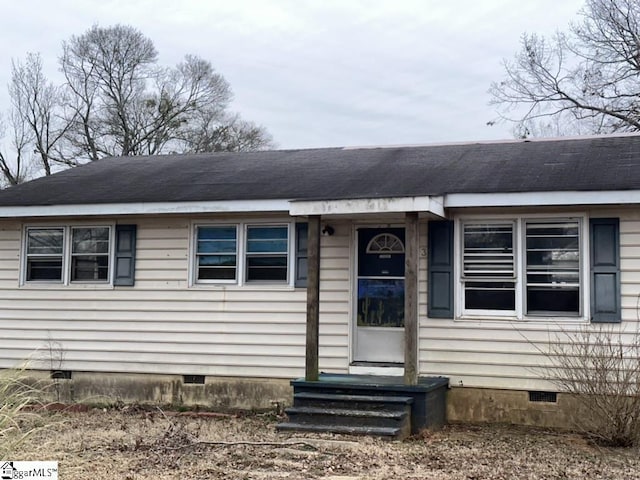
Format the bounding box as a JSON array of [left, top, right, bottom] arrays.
[[353, 227, 405, 364]]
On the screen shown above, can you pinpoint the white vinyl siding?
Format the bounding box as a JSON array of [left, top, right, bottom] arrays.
[[0, 216, 350, 379], [420, 208, 640, 391], [0, 209, 637, 394]]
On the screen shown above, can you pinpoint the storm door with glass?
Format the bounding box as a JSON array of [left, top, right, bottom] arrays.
[[353, 228, 405, 363]]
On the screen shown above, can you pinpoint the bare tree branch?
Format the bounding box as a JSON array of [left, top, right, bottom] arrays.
[[490, 0, 640, 136]]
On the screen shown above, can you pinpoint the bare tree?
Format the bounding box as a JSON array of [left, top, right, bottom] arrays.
[[0, 53, 71, 186], [0, 24, 274, 186], [0, 115, 28, 187], [9, 53, 72, 175], [490, 0, 640, 136], [181, 112, 273, 153], [59, 25, 270, 162]]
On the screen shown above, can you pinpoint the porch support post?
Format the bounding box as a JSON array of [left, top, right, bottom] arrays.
[[305, 215, 321, 381], [404, 212, 419, 385]]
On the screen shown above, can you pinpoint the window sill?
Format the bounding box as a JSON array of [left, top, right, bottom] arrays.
[[190, 283, 296, 291], [454, 314, 588, 324], [20, 282, 115, 290]]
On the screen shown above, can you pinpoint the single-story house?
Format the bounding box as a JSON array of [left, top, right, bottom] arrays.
[[0, 134, 637, 433]]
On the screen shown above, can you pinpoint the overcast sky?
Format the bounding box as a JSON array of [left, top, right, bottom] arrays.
[[0, 0, 586, 149]]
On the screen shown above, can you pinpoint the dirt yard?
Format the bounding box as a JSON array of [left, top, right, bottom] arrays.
[[9, 407, 640, 479]]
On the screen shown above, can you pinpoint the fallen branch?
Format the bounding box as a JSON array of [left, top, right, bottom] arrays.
[[196, 440, 318, 450]]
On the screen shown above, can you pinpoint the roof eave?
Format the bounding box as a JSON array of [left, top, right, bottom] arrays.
[[445, 190, 640, 208], [0, 199, 291, 218]]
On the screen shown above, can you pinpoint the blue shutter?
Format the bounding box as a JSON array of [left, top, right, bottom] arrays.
[[114, 225, 137, 286], [428, 220, 454, 318], [590, 218, 620, 323], [295, 223, 308, 287]]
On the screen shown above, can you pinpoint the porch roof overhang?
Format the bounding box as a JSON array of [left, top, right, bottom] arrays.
[[289, 195, 445, 217]]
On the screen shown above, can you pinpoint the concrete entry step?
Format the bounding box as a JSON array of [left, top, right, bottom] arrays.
[[293, 391, 414, 405], [278, 390, 413, 439], [287, 374, 449, 435], [286, 406, 409, 419]]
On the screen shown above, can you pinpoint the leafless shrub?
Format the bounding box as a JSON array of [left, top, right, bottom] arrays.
[[545, 324, 640, 447]]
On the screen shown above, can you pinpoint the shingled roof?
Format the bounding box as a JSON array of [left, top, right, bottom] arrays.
[[1, 134, 640, 207]]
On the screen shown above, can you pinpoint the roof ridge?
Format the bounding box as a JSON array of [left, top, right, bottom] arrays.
[[340, 132, 640, 151]]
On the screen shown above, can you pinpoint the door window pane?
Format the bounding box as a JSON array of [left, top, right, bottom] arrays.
[[357, 279, 405, 327]]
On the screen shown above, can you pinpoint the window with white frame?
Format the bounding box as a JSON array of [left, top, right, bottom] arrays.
[[24, 226, 112, 284], [25, 227, 65, 282], [195, 226, 238, 281], [462, 222, 516, 311], [71, 227, 110, 281], [245, 225, 288, 282], [193, 223, 291, 284], [460, 217, 583, 318], [525, 220, 580, 315]]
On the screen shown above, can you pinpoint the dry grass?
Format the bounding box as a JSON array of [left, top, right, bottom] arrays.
[[10, 407, 640, 479], [0, 367, 51, 458]]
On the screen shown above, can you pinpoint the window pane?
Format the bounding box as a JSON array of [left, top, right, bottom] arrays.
[[462, 222, 515, 312], [196, 226, 238, 281], [463, 223, 514, 277], [247, 226, 288, 240], [357, 279, 404, 327], [247, 239, 288, 253], [247, 226, 288, 253], [245, 226, 289, 282], [27, 228, 63, 255], [246, 256, 287, 281], [198, 226, 236, 240], [198, 227, 237, 253], [465, 281, 516, 310], [526, 220, 580, 315], [72, 227, 110, 254], [27, 259, 63, 281], [527, 287, 580, 314], [198, 267, 236, 280], [198, 255, 236, 267], [198, 239, 236, 253], [71, 255, 109, 281]]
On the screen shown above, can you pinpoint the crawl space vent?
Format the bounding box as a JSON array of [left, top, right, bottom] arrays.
[[528, 391, 557, 403], [183, 375, 205, 385]]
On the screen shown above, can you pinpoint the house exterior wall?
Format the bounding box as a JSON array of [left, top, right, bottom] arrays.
[[0, 207, 638, 409], [420, 207, 640, 393], [0, 215, 348, 381]]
